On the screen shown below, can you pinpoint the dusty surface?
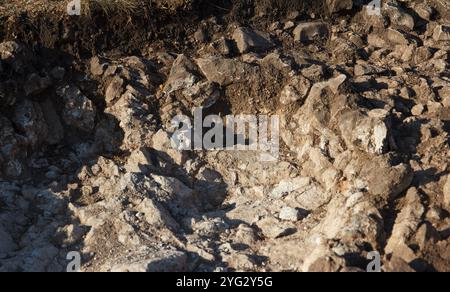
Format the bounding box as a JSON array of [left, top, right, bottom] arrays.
[[0, 0, 449, 272]]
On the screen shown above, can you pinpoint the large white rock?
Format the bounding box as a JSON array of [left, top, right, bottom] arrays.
[[279, 207, 302, 222]]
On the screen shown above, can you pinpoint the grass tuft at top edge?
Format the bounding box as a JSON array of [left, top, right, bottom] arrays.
[[81, 0, 149, 16]]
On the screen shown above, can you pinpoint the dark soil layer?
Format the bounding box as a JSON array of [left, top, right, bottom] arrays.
[[0, 0, 336, 58]]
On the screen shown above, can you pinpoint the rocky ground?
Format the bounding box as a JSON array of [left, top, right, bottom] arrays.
[[0, 0, 449, 272]]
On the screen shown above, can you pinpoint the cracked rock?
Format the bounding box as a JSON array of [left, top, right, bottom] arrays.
[[57, 85, 96, 132], [433, 25, 450, 42], [293, 22, 330, 42], [385, 188, 425, 263], [232, 27, 274, 54], [326, 0, 353, 14]]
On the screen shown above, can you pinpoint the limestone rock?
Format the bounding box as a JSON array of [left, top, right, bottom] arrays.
[[164, 54, 199, 94], [195, 57, 255, 86], [279, 75, 311, 105], [385, 188, 425, 263], [57, 85, 96, 132], [433, 25, 450, 42], [326, 0, 353, 14], [293, 22, 330, 42], [232, 27, 274, 54], [444, 175, 450, 210], [109, 250, 188, 272], [360, 157, 413, 200]]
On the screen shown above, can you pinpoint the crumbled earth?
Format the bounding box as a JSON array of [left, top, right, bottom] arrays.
[[0, 0, 449, 272]]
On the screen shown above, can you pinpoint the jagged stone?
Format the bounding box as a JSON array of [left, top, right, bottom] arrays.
[[444, 175, 450, 210], [57, 85, 96, 132], [433, 25, 450, 42], [279, 75, 311, 105], [385, 188, 425, 263], [164, 54, 199, 94], [109, 250, 188, 272], [232, 27, 274, 54], [293, 22, 330, 42], [195, 57, 255, 86], [326, 0, 353, 14]]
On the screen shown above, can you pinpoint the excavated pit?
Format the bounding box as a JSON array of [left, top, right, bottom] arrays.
[[0, 0, 449, 272]]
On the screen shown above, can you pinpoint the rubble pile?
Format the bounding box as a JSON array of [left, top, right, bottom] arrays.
[[0, 0, 449, 272]]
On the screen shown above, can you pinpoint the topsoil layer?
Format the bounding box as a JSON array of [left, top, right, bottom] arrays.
[[0, 0, 334, 57]]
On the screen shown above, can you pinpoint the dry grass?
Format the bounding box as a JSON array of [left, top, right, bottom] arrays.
[[81, 0, 150, 16], [84, 0, 193, 15], [0, 0, 190, 17]]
